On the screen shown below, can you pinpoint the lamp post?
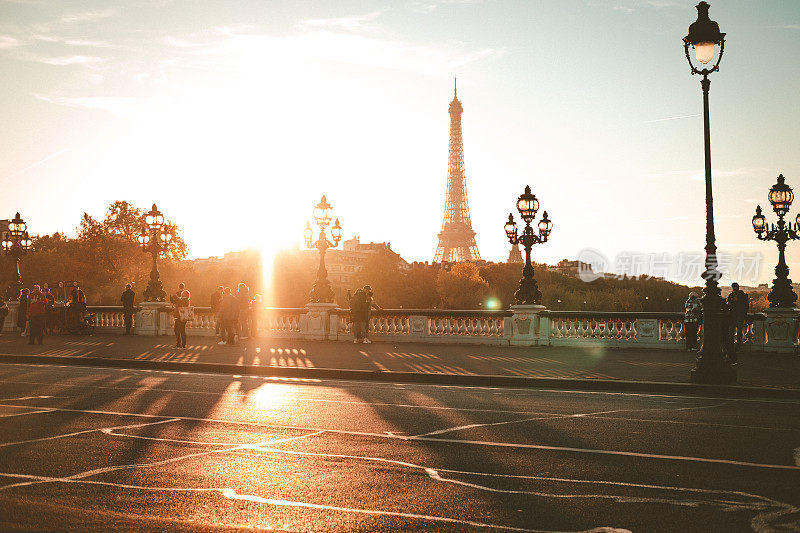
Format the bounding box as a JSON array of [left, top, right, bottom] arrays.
[[1, 213, 33, 300], [504, 185, 552, 305], [304, 195, 342, 303], [683, 2, 735, 384], [138, 204, 171, 302], [752, 174, 799, 308]]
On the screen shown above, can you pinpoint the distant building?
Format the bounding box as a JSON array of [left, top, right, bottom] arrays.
[[189, 249, 261, 272], [548, 259, 595, 278], [312, 237, 409, 287]]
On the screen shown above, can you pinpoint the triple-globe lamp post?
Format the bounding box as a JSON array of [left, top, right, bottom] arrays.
[[752, 174, 800, 308], [138, 204, 172, 302], [304, 195, 342, 303], [1, 212, 32, 300], [683, 1, 736, 384], [504, 186, 552, 305]]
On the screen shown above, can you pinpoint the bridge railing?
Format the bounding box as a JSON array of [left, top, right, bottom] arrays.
[[3, 300, 792, 352], [540, 311, 767, 351], [329, 309, 513, 344]]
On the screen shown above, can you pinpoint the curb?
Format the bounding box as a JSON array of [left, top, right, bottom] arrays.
[[1, 354, 798, 400]]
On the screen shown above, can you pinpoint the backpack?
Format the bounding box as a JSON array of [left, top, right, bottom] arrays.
[[178, 306, 194, 322], [350, 292, 366, 317]]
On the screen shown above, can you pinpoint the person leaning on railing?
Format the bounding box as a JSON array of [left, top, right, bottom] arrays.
[[684, 292, 701, 351], [362, 285, 382, 344], [27, 284, 47, 345], [18, 288, 29, 336], [170, 283, 191, 349], [67, 286, 86, 331], [210, 286, 223, 340], [250, 294, 262, 339], [218, 287, 239, 346], [121, 284, 135, 335], [43, 284, 54, 334], [349, 288, 367, 343], [0, 300, 8, 333]]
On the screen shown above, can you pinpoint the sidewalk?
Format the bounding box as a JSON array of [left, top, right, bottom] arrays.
[[0, 333, 797, 391]]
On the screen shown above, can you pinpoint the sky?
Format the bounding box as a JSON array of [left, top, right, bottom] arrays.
[[0, 0, 798, 286]]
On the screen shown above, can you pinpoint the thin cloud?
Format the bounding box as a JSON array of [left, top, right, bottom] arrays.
[[167, 27, 498, 78], [4, 149, 69, 179], [301, 11, 383, 33], [647, 168, 766, 181], [35, 94, 139, 116], [34, 55, 105, 66], [411, 0, 484, 11], [59, 9, 117, 24], [638, 215, 690, 223], [644, 113, 700, 123], [0, 35, 24, 49], [590, 0, 680, 12]]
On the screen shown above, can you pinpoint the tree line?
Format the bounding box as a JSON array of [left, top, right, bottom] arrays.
[[7, 200, 767, 312]]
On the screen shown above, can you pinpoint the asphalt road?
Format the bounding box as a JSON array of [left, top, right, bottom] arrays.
[[2, 334, 799, 388], [0, 363, 798, 532]]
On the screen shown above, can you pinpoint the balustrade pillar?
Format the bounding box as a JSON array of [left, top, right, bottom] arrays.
[[509, 304, 547, 346], [300, 302, 338, 340], [136, 301, 165, 336], [762, 308, 799, 353]]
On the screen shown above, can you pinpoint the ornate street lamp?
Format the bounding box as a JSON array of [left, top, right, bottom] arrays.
[[752, 174, 799, 308], [683, 2, 735, 384], [2, 212, 32, 300], [505, 186, 552, 305], [304, 195, 342, 303], [139, 204, 172, 302]]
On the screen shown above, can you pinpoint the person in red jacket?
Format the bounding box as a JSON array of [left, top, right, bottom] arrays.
[[27, 284, 47, 345]]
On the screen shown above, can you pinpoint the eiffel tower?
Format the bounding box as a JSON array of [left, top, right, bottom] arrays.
[[434, 79, 481, 263]]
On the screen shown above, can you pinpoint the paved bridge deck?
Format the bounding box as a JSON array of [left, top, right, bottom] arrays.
[[0, 334, 797, 390]]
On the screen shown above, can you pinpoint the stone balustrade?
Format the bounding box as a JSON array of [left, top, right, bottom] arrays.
[[89, 306, 140, 332], [162, 306, 304, 337], [329, 309, 512, 344], [2, 300, 796, 353], [541, 311, 765, 351]]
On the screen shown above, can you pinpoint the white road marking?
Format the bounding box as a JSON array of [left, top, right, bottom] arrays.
[[0, 430, 324, 493], [0, 378, 579, 417], [1, 362, 799, 404], [2, 380, 795, 436], [0, 417, 179, 449], [0, 471, 620, 533], [417, 401, 732, 437], [1, 428, 798, 531], [106, 426, 800, 530], [2, 378, 798, 435], [0, 409, 55, 418], [218, 489, 596, 532], [0, 395, 54, 401], [1, 402, 797, 471]]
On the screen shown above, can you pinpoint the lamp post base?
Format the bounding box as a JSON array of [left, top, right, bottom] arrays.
[[308, 278, 335, 304], [143, 280, 166, 302], [690, 293, 737, 385], [514, 275, 542, 306], [4, 281, 21, 301], [767, 277, 797, 309]]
